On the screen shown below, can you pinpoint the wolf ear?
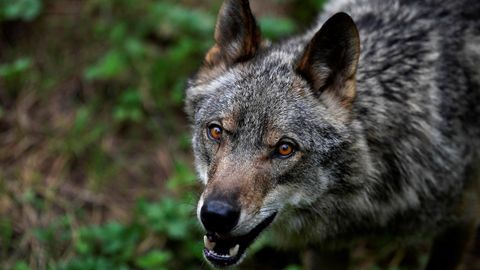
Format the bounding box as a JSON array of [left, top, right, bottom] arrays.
[[296, 12, 360, 108], [204, 0, 261, 67]]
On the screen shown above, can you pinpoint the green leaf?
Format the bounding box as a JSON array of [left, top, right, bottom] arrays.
[[74, 237, 91, 255], [0, 0, 42, 21], [259, 17, 297, 39], [13, 261, 31, 270], [135, 250, 172, 269], [151, 3, 214, 37], [166, 161, 197, 191], [124, 38, 146, 58], [0, 57, 32, 79], [84, 50, 127, 80], [0, 218, 13, 255], [284, 265, 302, 270], [113, 88, 145, 123], [73, 106, 90, 132]]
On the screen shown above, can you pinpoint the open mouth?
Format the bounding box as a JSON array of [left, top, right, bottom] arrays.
[[202, 212, 277, 268]]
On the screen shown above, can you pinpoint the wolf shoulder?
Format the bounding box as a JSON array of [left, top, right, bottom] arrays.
[[315, 0, 480, 144]]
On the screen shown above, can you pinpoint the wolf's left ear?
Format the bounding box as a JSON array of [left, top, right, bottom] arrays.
[[204, 0, 261, 67], [296, 12, 360, 109]]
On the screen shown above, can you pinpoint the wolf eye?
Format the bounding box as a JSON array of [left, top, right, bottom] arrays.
[[276, 142, 295, 158], [207, 123, 222, 141]]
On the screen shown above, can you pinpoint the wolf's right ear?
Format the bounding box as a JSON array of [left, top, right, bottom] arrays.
[[204, 0, 261, 67], [296, 12, 360, 109]]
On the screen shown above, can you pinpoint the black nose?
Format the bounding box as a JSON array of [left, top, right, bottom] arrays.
[[200, 200, 240, 233]]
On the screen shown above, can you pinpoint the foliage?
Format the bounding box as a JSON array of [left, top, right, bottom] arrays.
[[0, 0, 42, 21], [52, 196, 203, 270], [290, 0, 328, 26]]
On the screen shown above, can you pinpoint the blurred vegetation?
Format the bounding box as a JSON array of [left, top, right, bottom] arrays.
[[0, 0, 322, 269]]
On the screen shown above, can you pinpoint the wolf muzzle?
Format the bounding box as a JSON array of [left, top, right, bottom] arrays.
[[199, 195, 277, 268], [200, 199, 241, 233]]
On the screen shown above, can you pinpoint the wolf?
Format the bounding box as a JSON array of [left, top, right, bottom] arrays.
[[185, 0, 480, 269]]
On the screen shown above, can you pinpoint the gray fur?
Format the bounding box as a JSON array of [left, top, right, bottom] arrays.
[[186, 0, 480, 266]]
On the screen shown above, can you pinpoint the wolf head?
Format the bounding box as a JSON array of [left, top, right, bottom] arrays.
[[185, 0, 361, 267]]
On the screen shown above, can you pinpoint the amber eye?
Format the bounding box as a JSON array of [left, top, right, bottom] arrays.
[[276, 142, 295, 157], [207, 123, 222, 141]]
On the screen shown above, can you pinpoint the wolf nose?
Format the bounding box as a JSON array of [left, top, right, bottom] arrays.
[[200, 200, 240, 233]]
